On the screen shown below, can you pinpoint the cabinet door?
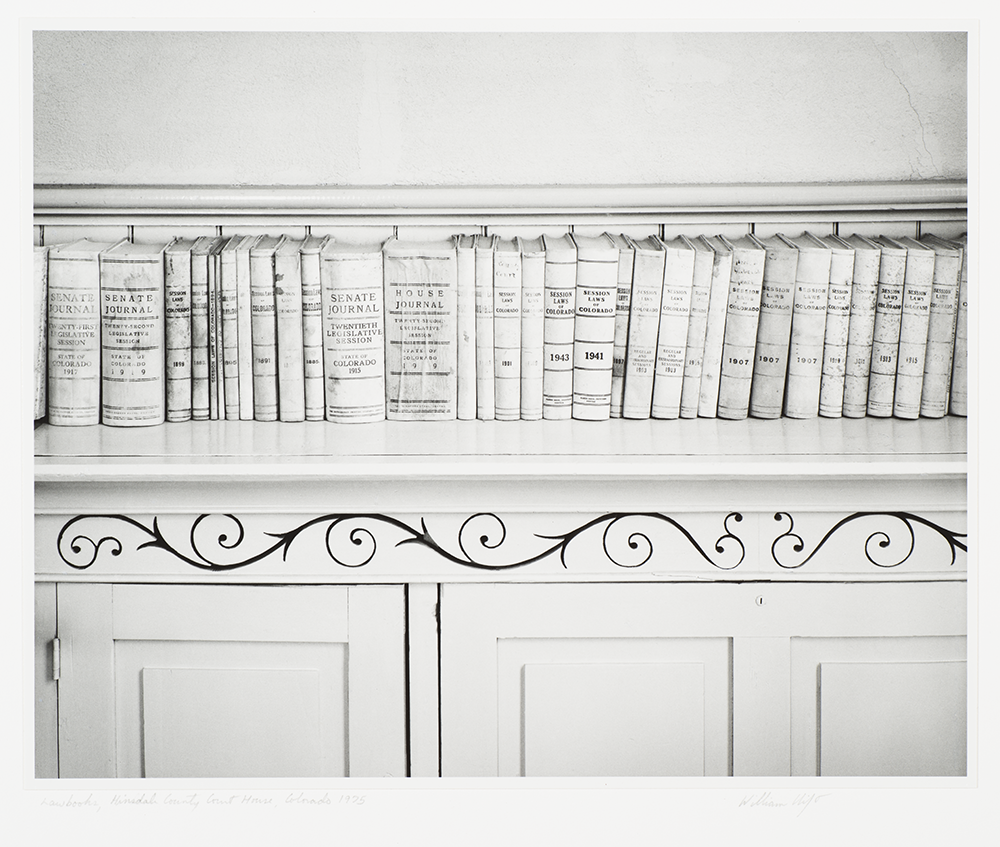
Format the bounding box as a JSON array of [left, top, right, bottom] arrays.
[[440, 581, 966, 778], [55, 583, 406, 778]]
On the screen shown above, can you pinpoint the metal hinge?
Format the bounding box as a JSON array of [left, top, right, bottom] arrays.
[[52, 638, 60, 682]]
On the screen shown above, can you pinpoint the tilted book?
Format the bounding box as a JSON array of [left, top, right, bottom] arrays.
[[493, 238, 522, 421], [841, 234, 882, 418], [249, 235, 285, 422], [220, 235, 243, 420], [47, 237, 126, 426], [518, 236, 545, 421], [892, 236, 936, 419], [867, 236, 908, 417], [541, 234, 577, 420], [207, 237, 228, 420], [679, 236, 715, 419], [948, 234, 968, 417], [455, 235, 477, 420], [650, 235, 697, 420], [300, 234, 329, 421], [748, 235, 798, 419], [780, 233, 832, 420], [164, 238, 195, 422], [99, 239, 170, 427], [919, 234, 963, 419], [697, 235, 734, 418], [320, 239, 386, 423], [570, 233, 619, 421], [235, 234, 259, 421], [608, 233, 635, 419], [275, 237, 307, 422], [474, 234, 497, 421], [625, 235, 666, 420], [189, 236, 223, 421], [34, 246, 48, 421], [817, 235, 856, 418], [382, 237, 458, 420]]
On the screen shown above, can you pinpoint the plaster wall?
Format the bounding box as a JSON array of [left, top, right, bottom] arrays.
[[33, 30, 967, 187]]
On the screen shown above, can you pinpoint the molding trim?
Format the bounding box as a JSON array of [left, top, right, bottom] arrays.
[[33, 181, 968, 225]]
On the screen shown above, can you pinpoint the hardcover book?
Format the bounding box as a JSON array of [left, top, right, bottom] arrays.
[[219, 234, 243, 420], [474, 234, 497, 421], [867, 236, 908, 417], [779, 232, 832, 420], [34, 245, 48, 421], [892, 236, 936, 420], [235, 234, 260, 421], [275, 237, 307, 422], [841, 234, 882, 418], [541, 233, 577, 420], [716, 234, 766, 421], [455, 234, 477, 420], [300, 234, 329, 421], [189, 235, 223, 421], [625, 235, 667, 419], [518, 236, 546, 421], [748, 235, 798, 419], [918, 234, 963, 419], [249, 235, 285, 422], [817, 235, 856, 418], [678, 236, 715, 419], [164, 238, 195, 422], [382, 237, 458, 420], [99, 239, 170, 427], [570, 233, 619, 421], [47, 237, 126, 426], [493, 238, 522, 421], [696, 235, 734, 418], [320, 239, 386, 423], [948, 234, 968, 417], [608, 233, 635, 418]]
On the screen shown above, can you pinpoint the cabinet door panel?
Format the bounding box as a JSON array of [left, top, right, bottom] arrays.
[[56, 583, 405, 778]]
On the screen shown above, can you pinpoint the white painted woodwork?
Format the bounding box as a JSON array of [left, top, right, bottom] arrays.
[[407, 584, 441, 777], [441, 581, 966, 777], [34, 583, 58, 778], [54, 584, 406, 778]]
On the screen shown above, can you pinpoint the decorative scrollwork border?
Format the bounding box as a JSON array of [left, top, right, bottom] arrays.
[[770, 511, 967, 569], [55, 511, 746, 573]]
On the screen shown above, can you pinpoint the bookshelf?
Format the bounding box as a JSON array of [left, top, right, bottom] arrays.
[[33, 180, 969, 779]]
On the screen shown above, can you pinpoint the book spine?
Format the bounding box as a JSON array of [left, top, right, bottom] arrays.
[[867, 250, 906, 417], [456, 240, 476, 420], [542, 250, 576, 420], [679, 249, 713, 419], [220, 248, 240, 420], [842, 247, 881, 418], [749, 247, 796, 419], [100, 254, 165, 426], [236, 243, 255, 420], [717, 246, 765, 420], [949, 237, 968, 417], [697, 247, 733, 418], [34, 246, 48, 421], [207, 250, 220, 420], [818, 250, 854, 418], [190, 250, 210, 420], [275, 248, 306, 422], [301, 247, 325, 421], [321, 253, 386, 423], [920, 247, 961, 418], [892, 248, 935, 420], [519, 250, 545, 421], [47, 253, 102, 426], [475, 242, 496, 420], [784, 250, 831, 419], [624, 248, 665, 419], [650, 247, 694, 420], [609, 243, 635, 418], [493, 250, 522, 421], [572, 249, 618, 421], [164, 247, 193, 422], [250, 252, 279, 421], [383, 250, 458, 420]]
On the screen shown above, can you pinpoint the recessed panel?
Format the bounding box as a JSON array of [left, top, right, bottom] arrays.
[[819, 660, 966, 776], [524, 662, 705, 777], [142, 667, 324, 778]]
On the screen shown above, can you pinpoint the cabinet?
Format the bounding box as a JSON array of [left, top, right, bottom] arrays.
[[33, 182, 970, 780]]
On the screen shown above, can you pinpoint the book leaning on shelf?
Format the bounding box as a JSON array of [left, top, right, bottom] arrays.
[[275, 237, 307, 422], [678, 235, 714, 419], [892, 236, 936, 420], [697, 235, 734, 419], [841, 234, 882, 418], [948, 234, 969, 417], [34, 245, 48, 421], [817, 235, 855, 418], [608, 233, 635, 419], [621, 235, 666, 420], [867, 236, 907, 418], [649, 235, 697, 420], [164, 238, 195, 422], [918, 234, 962, 419]]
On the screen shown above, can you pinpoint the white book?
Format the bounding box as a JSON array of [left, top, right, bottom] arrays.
[[249, 235, 285, 422], [34, 245, 49, 421], [696, 235, 734, 418], [219, 235, 242, 420], [867, 236, 908, 417], [748, 235, 798, 419], [948, 233, 968, 417], [474, 234, 497, 421], [541, 233, 577, 420], [892, 236, 936, 420], [625, 235, 666, 420], [300, 234, 328, 421], [678, 236, 715, 419], [841, 234, 882, 418], [234, 234, 259, 421], [493, 238, 522, 421], [918, 234, 963, 419], [570, 233, 619, 421], [717, 234, 766, 421], [455, 234, 477, 420], [650, 235, 696, 420], [818, 235, 856, 418], [163, 238, 195, 423], [320, 239, 386, 423], [607, 233, 635, 419], [518, 236, 545, 421], [275, 237, 307, 422]]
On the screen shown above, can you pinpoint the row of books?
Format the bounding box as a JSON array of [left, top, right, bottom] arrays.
[[33, 229, 968, 427]]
